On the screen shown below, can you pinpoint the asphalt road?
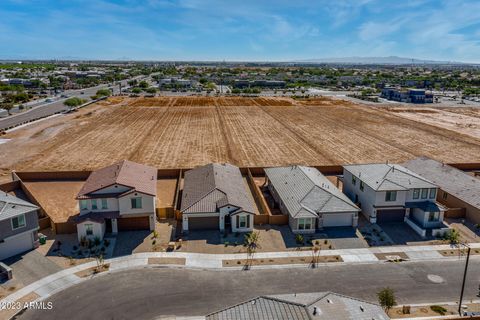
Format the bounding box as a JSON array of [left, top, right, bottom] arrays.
[[18, 258, 480, 320], [0, 77, 142, 131]]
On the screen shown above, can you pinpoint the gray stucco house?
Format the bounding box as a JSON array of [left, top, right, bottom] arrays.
[[265, 166, 360, 234], [0, 191, 39, 261], [343, 163, 448, 237]]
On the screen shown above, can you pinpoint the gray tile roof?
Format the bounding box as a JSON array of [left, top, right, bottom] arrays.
[[206, 292, 389, 320], [403, 157, 480, 209], [0, 191, 38, 221], [265, 166, 359, 219], [343, 163, 437, 191], [181, 163, 255, 214]]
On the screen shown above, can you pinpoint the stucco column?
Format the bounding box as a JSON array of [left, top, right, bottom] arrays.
[[370, 209, 377, 223], [182, 215, 189, 232], [149, 214, 155, 231], [352, 213, 358, 227], [112, 218, 118, 234]]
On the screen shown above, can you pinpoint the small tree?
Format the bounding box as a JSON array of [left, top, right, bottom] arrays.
[[64, 97, 85, 109], [311, 245, 321, 268], [95, 89, 111, 97], [139, 80, 149, 88], [244, 232, 261, 269], [95, 253, 105, 272], [377, 287, 396, 312]]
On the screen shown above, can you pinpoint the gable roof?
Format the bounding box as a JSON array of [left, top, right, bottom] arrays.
[[206, 292, 389, 320], [181, 163, 255, 214], [0, 191, 38, 221], [77, 160, 157, 199], [343, 163, 436, 191], [403, 157, 480, 209], [265, 166, 359, 219]]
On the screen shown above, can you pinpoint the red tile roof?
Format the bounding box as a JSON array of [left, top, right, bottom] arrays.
[[77, 160, 157, 199]]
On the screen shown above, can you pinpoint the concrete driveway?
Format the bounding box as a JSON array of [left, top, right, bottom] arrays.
[[2, 250, 61, 286], [378, 222, 431, 245], [322, 227, 369, 249]]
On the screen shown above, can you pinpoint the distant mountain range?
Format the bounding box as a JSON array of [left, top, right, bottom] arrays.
[[295, 56, 464, 65]]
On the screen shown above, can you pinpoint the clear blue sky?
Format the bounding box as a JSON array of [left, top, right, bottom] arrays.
[[2, 0, 480, 62]]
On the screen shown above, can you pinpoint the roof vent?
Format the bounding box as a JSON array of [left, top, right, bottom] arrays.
[[327, 299, 332, 304], [252, 300, 256, 305], [313, 306, 318, 315], [360, 306, 365, 312]]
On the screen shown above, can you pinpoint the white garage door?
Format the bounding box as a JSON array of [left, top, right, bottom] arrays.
[[0, 231, 34, 261], [322, 213, 353, 227]]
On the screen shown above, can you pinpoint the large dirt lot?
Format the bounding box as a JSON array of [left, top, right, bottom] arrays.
[[1, 96, 480, 182]]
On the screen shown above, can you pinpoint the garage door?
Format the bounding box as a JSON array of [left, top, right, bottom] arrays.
[[376, 209, 406, 223], [188, 216, 219, 230], [0, 232, 34, 261], [323, 213, 353, 227], [117, 216, 150, 231]]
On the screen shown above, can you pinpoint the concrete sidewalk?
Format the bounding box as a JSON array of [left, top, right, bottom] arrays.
[[2, 242, 480, 315]]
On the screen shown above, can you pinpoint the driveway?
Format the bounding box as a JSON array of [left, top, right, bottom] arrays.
[[378, 222, 430, 245], [2, 249, 61, 286], [322, 227, 369, 249], [17, 259, 480, 320]]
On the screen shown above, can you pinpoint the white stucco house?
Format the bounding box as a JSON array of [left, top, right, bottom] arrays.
[[74, 160, 157, 242], [180, 163, 256, 233], [342, 163, 447, 237], [264, 166, 360, 234]]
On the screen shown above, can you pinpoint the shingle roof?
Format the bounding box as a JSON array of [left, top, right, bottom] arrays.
[[77, 160, 157, 198], [0, 191, 38, 221], [343, 163, 436, 191], [206, 292, 389, 320], [181, 163, 255, 214], [265, 166, 359, 219], [403, 157, 480, 209]]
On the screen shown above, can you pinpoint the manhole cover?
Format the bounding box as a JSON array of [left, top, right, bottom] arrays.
[[427, 274, 445, 283]]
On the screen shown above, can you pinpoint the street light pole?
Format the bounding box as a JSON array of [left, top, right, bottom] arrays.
[[458, 244, 471, 316]]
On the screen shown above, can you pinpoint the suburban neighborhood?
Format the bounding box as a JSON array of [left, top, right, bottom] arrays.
[[3, 1, 480, 319]]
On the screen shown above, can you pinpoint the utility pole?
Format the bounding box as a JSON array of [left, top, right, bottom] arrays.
[[458, 243, 471, 316]]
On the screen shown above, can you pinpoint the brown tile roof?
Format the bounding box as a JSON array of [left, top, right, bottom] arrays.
[[74, 211, 120, 224], [77, 160, 157, 199]]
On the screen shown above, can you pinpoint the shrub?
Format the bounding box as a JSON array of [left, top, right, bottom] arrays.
[[430, 305, 447, 315], [103, 239, 110, 247], [377, 287, 396, 312], [295, 234, 304, 245], [94, 237, 101, 247]]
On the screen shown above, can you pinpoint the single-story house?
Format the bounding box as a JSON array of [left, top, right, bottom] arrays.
[[0, 191, 39, 260], [343, 163, 447, 236], [404, 157, 480, 225], [74, 160, 157, 242], [264, 166, 360, 234], [206, 291, 389, 320], [180, 163, 255, 233]]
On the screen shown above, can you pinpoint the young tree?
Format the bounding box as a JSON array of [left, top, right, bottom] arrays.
[[377, 287, 396, 312], [244, 232, 261, 269]]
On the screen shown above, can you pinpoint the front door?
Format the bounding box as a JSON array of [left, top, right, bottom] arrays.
[[224, 214, 231, 230], [105, 219, 113, 233]]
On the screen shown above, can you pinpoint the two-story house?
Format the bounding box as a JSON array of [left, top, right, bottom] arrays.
[[343, 163, 446, 236], [0, 191, 39, 260], [74, 160, 157, 242]]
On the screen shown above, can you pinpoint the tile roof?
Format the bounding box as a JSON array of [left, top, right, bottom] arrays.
[[77, 160, 157, 198], [265, 166, 359, 219], [181, 163, 255, 214], [74, 211, 120, 224], [0, 191, 38, 221], [343, 163, 436, 191], [403, 157, 480, 209], [206, 292, 389, 320]]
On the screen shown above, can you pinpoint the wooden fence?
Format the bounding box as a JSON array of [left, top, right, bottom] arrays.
[[444, 207, 466, 219]]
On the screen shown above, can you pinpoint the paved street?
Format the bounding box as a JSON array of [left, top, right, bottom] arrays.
[[0, 77, 141, 131], [17, 259, 480, 320]]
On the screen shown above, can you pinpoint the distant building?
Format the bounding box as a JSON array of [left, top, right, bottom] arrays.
[[381, 87, 433, 103], [233, 79, 286, 89]]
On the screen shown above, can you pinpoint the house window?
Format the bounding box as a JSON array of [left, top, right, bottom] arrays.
[[80, 200, 88, 210], [421, 188, 428, 199], [413, 189, 420, 199], [298, 218, 312, 230], [11, 214, 26, 230], [428, 212, 439, 222], [352, 175, 356, 185], [429, 188, 436, 199], [239, 216, 248, 228], [85, 224, 93, 236], [131, 197, 142, 209], [442, 192, 448, 200], [385, 191, 397, 202], [91, 199, 98, 210], [101, 199, 108, 210], [359, 181, 364, 191]]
